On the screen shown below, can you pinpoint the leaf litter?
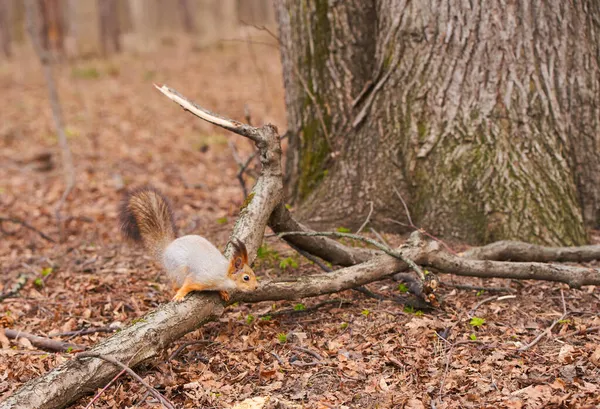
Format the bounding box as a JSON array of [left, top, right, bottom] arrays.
[[1, 39, 600, 408]]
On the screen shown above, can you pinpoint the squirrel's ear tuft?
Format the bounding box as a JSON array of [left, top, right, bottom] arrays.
[[231, 239, 248, 263]]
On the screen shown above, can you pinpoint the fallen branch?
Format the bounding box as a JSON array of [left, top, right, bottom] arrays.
[[4, 329, 86, 353], [421, 241, 600, 288], [463, 240, 600, 262], [262, 299, 352, 318], [268, 203, 377, 266], [440, 282, 515, 293], [277, 230, 425, 280]]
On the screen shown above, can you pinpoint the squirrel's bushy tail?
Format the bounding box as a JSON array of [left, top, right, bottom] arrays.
[[119, 187, 177, 260]]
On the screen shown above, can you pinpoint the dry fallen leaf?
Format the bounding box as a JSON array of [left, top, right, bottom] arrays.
[[558, 344, 575, 363], [231, 396, 269, 409], [589, 345, 600, 367]]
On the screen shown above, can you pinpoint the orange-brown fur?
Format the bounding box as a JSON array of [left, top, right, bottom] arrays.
[[119, 187, 176, 259]]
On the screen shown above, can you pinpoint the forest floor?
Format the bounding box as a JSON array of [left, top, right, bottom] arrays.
[[1, 38, 600, 409]]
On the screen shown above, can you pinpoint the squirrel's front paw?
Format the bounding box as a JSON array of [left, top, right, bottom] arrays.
[[172, 293, 186, 302], [218, 291, 230, 302]]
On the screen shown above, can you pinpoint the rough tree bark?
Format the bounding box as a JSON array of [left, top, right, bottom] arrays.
[[276, 0, 600, 246]]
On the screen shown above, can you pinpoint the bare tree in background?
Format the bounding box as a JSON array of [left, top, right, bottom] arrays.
[[25, 0, 75, 236], [98, 0, 121, 54], [38, 0, 64, 54], [178, 0, 195, 33], [0, 0, 11, 57]]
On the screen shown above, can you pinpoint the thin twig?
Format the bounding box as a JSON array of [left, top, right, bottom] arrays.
[[53, 326, 118, 339], [554, 325, 600, 341], [518, 292, 570, 352], [468, 295, 516, 318], [4, 329, 85, 352], [168, 339, 215, 361], [84, 369, 127, 409], [0, 274, 28, 301], [261, 299, 352, 318], [228, 141, 249, 197], [293, 346, 323, 361], [77, 352, 175, 409], [369, 227, 389, 246], [0, 217, 56, 243], [440, 282, 515, 293], [288, 241, 417, 306], [278, 230, 425, 280], [393, 187, 414, 227], [356, 201, 374, 234]]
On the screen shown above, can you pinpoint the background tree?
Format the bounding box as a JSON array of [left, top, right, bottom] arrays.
[[98, 0, 120, 55], [276, 0, 600, 246], [0, 0, 12, 57]]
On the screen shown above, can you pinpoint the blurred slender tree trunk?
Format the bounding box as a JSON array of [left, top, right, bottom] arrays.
[[0, 0, 11, 57], [38, 0, 64, 53], [276, 0, 600, 246], [98, 0, 120, 54], [178, 0, 195, 33]]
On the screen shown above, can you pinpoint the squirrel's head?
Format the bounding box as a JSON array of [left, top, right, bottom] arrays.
[[228, 239, 258, 292]]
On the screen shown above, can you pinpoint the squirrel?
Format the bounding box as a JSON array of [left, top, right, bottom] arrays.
[[118, 187, 258, 302]]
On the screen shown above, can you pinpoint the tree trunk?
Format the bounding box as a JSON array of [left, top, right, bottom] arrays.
[[0, 0, 12, 57], [276, 0, 600, 246], [178, 0, 195, 33], [98, 0, 120, 54]]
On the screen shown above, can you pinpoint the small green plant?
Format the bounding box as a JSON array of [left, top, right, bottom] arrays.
[[476, 290, 485, 296], [34, 278, 43, 287], [256, 245, 278, 260], [558, 318, 572, 324], [279, 257, 298, 270], [285, 203, 292, 210], [293, 303, 306, 311], [216, 217, 228, 224], [397, 283, 409, 293], [246, 314, 255, 324], [361, 309, 370, 317], [143, 70, 156, 81], [469, 317, 486, 327], [260, 315, 272, 321], [469, 333, 477, 341], [336, 227, 351, 233], [41, 267, 53, 277], [340, 322, 349, 330], [277, 333, 288, 343], [66, 346, 74, 353], [403, 305, 415, 314], [71, 67, 100, 79], [415, 310, 424, 316]]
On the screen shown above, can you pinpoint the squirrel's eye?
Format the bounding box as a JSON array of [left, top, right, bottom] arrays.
[[243, 275, 250, 282]]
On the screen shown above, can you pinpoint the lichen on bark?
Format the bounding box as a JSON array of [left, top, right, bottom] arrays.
[[276, 0, 600, 246]]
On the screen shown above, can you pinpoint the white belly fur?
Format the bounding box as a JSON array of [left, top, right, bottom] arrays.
[[162, 235, 233, 289]]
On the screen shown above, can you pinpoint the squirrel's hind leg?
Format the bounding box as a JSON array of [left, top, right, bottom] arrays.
[[173, 276, 208, 301]]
